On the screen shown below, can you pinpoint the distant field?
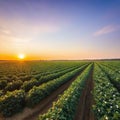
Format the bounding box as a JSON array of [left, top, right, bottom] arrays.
[[0, 60, 120, 120]]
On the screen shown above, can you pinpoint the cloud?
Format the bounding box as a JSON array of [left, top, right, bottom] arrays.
[[93, 25, 119, 36], [0, 27, 11, 35], [0, 22, 59, 39]]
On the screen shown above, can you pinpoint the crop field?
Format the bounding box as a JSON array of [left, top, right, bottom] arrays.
[[0, 60, 120, 120]]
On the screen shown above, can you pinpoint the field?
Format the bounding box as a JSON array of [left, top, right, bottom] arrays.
[[0, 60, 120, 120]]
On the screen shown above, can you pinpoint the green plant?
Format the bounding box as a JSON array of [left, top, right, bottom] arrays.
[[5, 80, 23, 91], [38, 64, 93, 120], [26, 65, 87, 108], [0, 80, 7, 90], [0, 90, 25, 117], [92, 64, 120, 120]]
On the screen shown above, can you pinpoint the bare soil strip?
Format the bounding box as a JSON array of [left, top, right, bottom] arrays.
[[4, 67, 86, 120], [74, 68, 95, 120]]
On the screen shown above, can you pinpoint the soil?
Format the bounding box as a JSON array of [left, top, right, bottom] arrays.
[[3, 67, 86, 120], [74, 67, 95, 120]]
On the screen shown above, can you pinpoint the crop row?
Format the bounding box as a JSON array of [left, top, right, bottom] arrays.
[[97, 63, 120, 92], [33, 63, 85, 77], [0, 61, 87, 78], [38, 64, 93, 120], [0, 64, 88, 117], [99, 62, 120, 75], [92, 64, 120, 120], [0, 64, 86, 93], [101, 61, 120, 71], [26, 64, 87, 108], [19, 65, 79, 92]]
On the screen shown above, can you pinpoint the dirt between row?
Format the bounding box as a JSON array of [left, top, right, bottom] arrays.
[[74, 67, 95, 120], [3, 67, 86, 120]]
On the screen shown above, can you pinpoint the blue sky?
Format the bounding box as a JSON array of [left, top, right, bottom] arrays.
[[0, 0, 120, 60]]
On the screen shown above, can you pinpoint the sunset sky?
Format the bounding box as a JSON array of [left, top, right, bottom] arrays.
[[0, 0, 120, 60]]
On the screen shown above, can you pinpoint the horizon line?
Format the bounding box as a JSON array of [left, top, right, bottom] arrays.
[[0, 58, 120, 61]]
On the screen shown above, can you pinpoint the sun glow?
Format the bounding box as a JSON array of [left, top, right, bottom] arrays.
[[18, 54, 25, 60]]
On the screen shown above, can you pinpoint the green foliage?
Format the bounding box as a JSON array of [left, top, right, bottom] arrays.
[[21, 66, 82, 93], [0, 90, 3, 96], [0, 90, 25, 117], [26, 65, 86, 108], [38, 64, 92, 120], [98, 64, 120, 92], [5, 80, 23, 91], [19, 75, 32, 82], [93, 64, 120, 120], [21, 78, 38, 92], [0, 80, 7, 90], [38, 66, 79, 84], [0, 61, 88, 117]]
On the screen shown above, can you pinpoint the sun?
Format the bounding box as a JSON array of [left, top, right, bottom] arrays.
[[18, 54, 25, 60]]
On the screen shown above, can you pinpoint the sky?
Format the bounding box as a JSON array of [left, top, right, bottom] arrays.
[[0, 0, 120, 60]]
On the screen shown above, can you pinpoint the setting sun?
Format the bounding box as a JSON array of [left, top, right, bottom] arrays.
[[18, 54, 25, 60]]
